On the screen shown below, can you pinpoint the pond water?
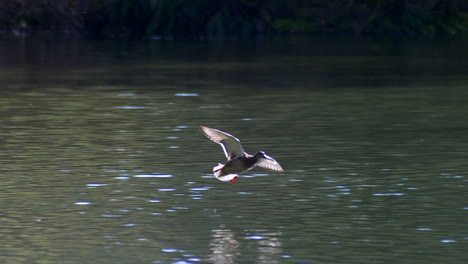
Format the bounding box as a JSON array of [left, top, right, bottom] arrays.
[[0, 36, 467, 264]]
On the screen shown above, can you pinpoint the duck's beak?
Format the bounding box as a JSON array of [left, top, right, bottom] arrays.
[[229, 176, 238, 184]]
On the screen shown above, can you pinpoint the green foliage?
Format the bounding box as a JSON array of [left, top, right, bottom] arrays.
[[1, 0, 468, 38], [87, 0, 268, 39], [0, 0, 83, 35]]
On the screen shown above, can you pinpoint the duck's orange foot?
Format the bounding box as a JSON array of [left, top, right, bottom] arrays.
[[229, 176, 238, 184]]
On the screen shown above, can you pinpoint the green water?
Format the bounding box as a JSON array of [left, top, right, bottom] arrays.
[[0, 36, 467, 264]]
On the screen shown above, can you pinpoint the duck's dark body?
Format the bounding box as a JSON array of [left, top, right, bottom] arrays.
[[214, 154, 258, 177]]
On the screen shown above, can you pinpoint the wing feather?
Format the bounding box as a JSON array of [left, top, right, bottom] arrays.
[[200, 126, 245, 160], [256, 157, 284, 172]]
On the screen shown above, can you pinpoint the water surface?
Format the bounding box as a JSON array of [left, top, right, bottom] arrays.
[[0, 36, 467, 264]]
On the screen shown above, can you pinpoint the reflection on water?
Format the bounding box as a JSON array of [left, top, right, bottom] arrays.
[[250, 231, 283, 264], [0, 36, 468, 264], [210, 226, 239, 264], [209, 226, 283, 264]]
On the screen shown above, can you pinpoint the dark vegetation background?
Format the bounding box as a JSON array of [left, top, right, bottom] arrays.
[[1, 0, 467, 38]]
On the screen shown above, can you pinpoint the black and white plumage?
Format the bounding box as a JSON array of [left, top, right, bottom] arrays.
[[200, 126, 283, 183]]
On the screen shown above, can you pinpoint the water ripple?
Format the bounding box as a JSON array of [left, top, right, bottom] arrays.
[[190, 187, 213, 191], [101, 214, 123, 218], [175, 93, 199, 97], [440, 239, 456, 243], [159, 188, 176, 192], [161, 248, 179, 252], [417, 227, 432, 231], [372, 192, 405, 196], [114, 106, 147, 109], [245, 235, 264, 240], [87, 183, 109, 188], [134, 174, 173, 178], [75, 201, 91, 205], [114, 176, 130, 180]]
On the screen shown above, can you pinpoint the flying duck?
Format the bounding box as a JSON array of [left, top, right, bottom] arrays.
[[200, 126, 283, 184]]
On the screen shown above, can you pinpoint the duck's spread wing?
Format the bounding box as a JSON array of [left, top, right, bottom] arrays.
[[256, 155, 284, 172], [200, 126, 245, 160]]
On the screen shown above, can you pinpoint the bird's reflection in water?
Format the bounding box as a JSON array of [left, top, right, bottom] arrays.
[[209, 225, 239, 264], [254, 231, 282, 264], [208, 225, 282, 264]]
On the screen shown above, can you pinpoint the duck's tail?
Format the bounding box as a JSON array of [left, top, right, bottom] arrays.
[[216, 174, 239, 183], [213, 163, 224, 177]]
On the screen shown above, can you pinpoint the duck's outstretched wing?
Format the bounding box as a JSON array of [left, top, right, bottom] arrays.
[[200, 126, 245, 160], [256, 154, 284, 172]]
